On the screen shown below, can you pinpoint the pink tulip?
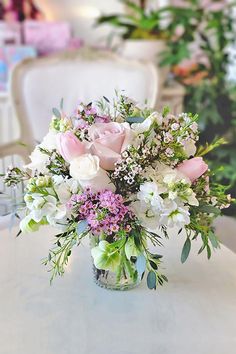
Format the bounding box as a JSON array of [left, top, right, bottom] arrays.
[[177, 157, 208, 182], [57, 131, 85, 162]]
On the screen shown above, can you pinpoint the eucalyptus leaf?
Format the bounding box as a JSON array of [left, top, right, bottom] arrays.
[[147, 271, 156, 290], [52, 107, 61, 119], [60, 98, 64, 110], [136, 254, 146, 278], [208, 231, 220, 249], [77, 220, 88, 235], [103, 96, 110, 103], [181, 238, 191, 263], [149, 260, 158, 270], [126, 116, 145, 124]]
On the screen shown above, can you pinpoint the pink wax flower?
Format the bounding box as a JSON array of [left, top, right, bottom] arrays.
[[177, 157, 208, 182], [88, 122, 134, 170], [75, 119, 89, 130], [57, 131, 85, 162]]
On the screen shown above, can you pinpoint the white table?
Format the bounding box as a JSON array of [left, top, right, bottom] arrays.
[[0, 225, 236, 354]]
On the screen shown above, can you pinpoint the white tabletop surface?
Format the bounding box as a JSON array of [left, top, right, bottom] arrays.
[[0, 225, 236, 354]]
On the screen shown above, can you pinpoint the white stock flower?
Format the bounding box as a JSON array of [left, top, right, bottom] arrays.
[[160, 201, 190, 228], [131, 200, 161, 231], [53, 176, 80, 204], [137, 182, 166, 212], [70, 154, 115, 192]]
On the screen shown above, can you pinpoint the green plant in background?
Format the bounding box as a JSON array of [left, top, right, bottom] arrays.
[[97, 0, 168, 40], [161, 0, 236, 216]]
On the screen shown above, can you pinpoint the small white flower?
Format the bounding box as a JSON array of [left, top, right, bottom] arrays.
[[190, 122, 198, 133], [163, 132, 173, 144], [165, 148, 174, 157], [171, 123, 180, 131]]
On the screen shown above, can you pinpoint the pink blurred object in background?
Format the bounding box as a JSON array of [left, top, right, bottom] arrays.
[[68, 37, 84, 51], [23, 20, 72, 55]]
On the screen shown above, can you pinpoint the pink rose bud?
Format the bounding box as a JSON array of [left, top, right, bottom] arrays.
[[57, 131, 85, 162], [177, 157, 208, 182]]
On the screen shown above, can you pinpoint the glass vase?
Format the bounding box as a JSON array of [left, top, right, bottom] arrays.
[[90, 236, 141, 291]]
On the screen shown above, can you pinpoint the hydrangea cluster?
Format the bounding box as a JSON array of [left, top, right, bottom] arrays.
[[69, 189, 135, 235], [3, 93, 232, 289]]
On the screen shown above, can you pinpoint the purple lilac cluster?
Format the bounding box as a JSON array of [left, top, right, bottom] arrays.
[[69, 189, 135, 235]]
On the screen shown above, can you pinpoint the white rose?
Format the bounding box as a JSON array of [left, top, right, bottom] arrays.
[[69, 154, 115, 192], [70, 154, 100, 180]]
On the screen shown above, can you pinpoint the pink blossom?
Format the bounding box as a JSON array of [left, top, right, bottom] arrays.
[[177, 157, 208, 182]]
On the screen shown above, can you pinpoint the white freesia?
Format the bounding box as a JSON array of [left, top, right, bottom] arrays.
[[69, 154, 115, 192]]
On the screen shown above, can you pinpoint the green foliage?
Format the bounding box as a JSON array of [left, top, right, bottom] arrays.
[[181, 237, 191, 263], [97, 0, 168, 40]]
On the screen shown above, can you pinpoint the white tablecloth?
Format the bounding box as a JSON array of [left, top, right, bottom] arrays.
[[0, 226, 236, 354]]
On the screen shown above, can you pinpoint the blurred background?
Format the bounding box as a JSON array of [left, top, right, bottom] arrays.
[[0, 0, 235, 235]]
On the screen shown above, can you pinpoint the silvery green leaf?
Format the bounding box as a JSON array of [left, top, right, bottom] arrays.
[[77, 220, 88, 235], [136, 254, 146, 278], [147, 271, 156, 290], [126, 116, 145, 124], [181, 237, 191, 263], [52, 107, 61, 119], [60, 98, 64, 110]]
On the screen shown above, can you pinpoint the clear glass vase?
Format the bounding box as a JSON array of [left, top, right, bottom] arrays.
[[92, 263, 141, 291], [90, 235, 141, 291]]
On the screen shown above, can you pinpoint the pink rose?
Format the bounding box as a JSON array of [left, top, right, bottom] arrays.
[[57, 131, 85, 162], [177, 157, 208, 182], [88, 122, 134, 170]]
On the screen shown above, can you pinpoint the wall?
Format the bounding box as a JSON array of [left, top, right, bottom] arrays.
[[35, 0, 125, 45]]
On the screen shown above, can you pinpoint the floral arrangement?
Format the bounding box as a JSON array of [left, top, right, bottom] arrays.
[[3, 94, 232, 290]]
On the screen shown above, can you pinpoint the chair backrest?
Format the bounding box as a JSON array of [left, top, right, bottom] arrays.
[[10, 48, 160, 154]]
